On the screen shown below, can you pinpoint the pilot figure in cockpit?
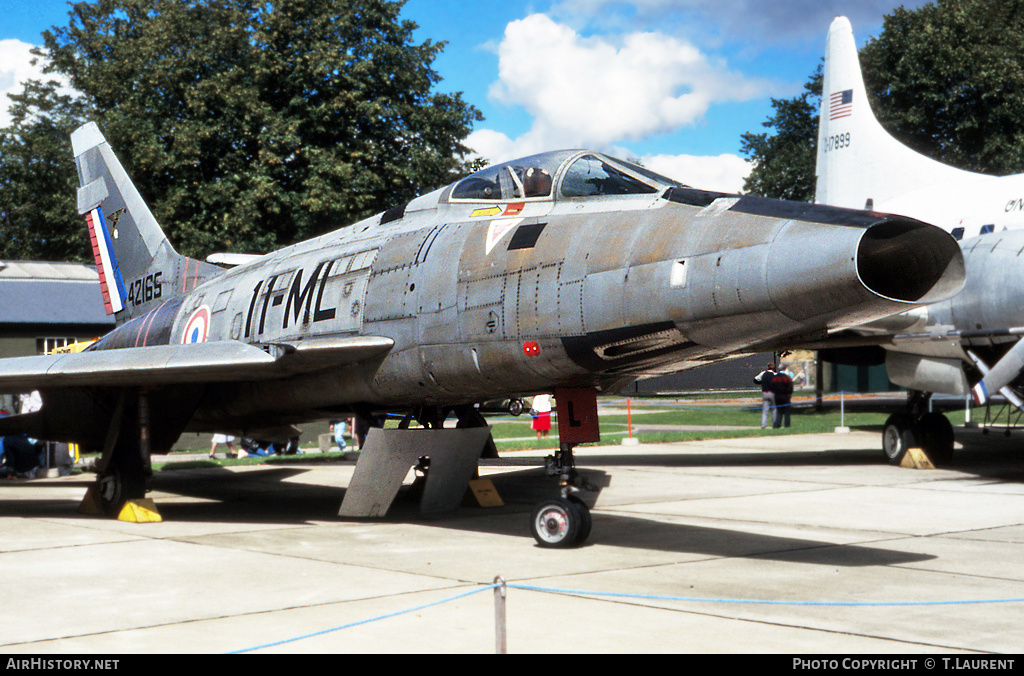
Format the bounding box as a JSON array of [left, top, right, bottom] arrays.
[[523, 167, 552, 198]]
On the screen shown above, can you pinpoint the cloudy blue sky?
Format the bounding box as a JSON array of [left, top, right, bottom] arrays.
[[1, 0, 926, 191]]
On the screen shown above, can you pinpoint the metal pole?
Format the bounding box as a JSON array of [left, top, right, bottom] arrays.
[[494, 576, 507, 654], [840, 390, 845, 429], [627, 397, 632, 439]]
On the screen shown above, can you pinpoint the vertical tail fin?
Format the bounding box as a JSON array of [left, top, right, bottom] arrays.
[[815, 16, 978, 211], [71, 122, 221, 324]]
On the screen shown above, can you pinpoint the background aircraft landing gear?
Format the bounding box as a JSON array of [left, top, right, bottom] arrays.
[[882, 409, 954, 467], [917, 412, 954, 466], [882, 412, 916, 465]]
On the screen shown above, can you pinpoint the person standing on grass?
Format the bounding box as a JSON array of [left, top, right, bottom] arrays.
[[209, 434, 235, 459], [531, 394, 552, 439], [769, 369, 794, 429], [754, 363, 776, 429]]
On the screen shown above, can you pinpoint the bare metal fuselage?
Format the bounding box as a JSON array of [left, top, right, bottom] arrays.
[[165, 181, 960, 431], [0, 145, 964, 447]]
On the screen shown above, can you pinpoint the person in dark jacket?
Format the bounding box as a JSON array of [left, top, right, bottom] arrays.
[[769, 370, 794, 428]]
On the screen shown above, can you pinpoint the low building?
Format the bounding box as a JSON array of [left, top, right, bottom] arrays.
[[0, 260, 114, 412]]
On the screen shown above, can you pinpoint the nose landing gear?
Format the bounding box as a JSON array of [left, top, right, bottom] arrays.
[[530, 442, 596, 548]]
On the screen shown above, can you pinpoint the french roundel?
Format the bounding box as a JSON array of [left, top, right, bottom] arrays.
[[182, 306, 211, 344]]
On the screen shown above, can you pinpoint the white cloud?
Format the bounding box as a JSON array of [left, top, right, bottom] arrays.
[[464, 13, 760, 192], [0, 39, 75, 129], [0, 40, 75, 129], [641, 152, 750, 193], [465, 128, 525, 164], [0, 40, 44, 128], [476, 13, 771, 158]]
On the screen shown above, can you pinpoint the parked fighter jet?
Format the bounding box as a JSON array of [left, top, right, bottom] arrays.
[[815, 16, 1024, 465], [0, 122, 964, 546]]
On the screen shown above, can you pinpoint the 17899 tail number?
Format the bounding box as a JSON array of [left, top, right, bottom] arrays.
[[824, 132, 851, 152]]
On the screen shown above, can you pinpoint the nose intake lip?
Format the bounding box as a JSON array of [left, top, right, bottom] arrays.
[[856, 218, 965, 304]]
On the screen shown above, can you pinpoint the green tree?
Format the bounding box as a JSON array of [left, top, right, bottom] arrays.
[[860, 0, 1024, 175], [742, 0, 1024, 199], [3, 0, 481, 260], [740, 65, 821, 201], [0, 79, 94, 261]]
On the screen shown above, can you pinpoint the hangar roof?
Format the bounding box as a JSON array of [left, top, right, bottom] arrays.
[[0, 261, 115, 327]]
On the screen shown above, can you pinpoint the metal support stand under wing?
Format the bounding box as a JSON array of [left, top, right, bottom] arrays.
[[338, 427, 493, 518]]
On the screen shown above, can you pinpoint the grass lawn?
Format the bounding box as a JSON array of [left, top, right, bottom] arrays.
[[153, 393, 913, 469]]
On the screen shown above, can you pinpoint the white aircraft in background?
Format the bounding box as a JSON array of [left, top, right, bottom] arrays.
[[816, 16, 1024, 240], [813, 16, 1024, 466]]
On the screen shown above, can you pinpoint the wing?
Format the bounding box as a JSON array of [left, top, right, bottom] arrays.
[[795, 326, 1024, 351], [0, 336, 394, 391]]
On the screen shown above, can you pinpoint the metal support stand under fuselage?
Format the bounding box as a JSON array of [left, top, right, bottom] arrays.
[[338, 426, 493, 517]]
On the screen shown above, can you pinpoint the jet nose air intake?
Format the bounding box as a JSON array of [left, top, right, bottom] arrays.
[[766, 215, 965, 326], [856, 218, 965, 304]]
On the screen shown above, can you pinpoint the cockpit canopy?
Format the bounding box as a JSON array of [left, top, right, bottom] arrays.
[[449, 150, 684, 203]]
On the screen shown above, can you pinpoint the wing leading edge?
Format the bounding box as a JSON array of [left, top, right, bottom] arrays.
[[0, 336, 394, 391]]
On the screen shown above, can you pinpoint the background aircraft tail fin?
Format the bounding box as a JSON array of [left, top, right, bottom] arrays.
[[71, 122, 221, 324], [815, 16, 977, 211]]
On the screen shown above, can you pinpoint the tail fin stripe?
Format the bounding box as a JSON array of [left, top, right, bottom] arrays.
[[85, 211, 109, 312], [182, 257, 191, 293], [96, 208, 128, 311], [86, 208, 126, 315], [134, 301, 166, 347]]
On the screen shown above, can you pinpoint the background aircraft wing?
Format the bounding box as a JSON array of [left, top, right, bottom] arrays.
[[0, 336, 394, 391], [795, 325, 1024, 351]]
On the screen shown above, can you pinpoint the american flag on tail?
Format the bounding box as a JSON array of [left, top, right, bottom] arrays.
[[829, 89, 853, 120]]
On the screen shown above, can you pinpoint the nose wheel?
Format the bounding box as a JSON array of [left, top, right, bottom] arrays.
[[531, 496, 591, 547], [530, 442, 595, 548]]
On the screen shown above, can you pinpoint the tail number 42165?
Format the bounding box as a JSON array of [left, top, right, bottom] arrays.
[[127, 272, 163, 307]]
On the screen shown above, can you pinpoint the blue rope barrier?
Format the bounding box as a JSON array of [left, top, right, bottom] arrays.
[[227, 578, 1024, 653], [228, 584, 500, 654], [504, 583, 1024, 607]]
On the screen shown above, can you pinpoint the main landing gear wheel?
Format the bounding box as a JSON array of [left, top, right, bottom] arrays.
[[882, 411, 955, 466], [918, 412, 954, 467], [96, 466, 145, 517], [882, 413, 917, 465], [531, 497, 591, 548]]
